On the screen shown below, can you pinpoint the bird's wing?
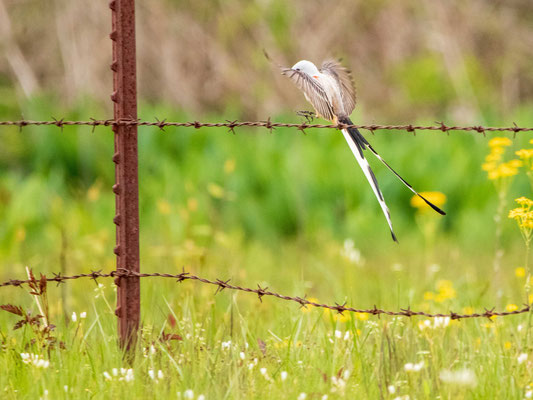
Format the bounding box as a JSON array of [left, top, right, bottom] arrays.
[[320, 60, 356, 115], [282, 68, 335, 121]]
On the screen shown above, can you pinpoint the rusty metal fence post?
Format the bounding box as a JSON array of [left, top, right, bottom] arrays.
[[110, 0, 140, 351]]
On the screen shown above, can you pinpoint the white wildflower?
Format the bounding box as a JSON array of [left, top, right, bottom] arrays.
[[20, 353, 50, 368], [280, 371, 288, 381], [518, 353, 528, 364], [341, 239, 364, 265], [404, 361, 424, 372], [248, 363, 254, 370], [525, 390, 532, 399], [343, 331, 350, 341], [391, 263, 403, 272], [103, 371, 112, 381], [184, 389, 194, 399], [297, 393, 307, 400], [198, 396, 205, 400], [221, 340, 231, 350], [157, 370, 164, 380], [148, 369, 155, 380], [239, 352, 245, 360], [518, 324, 524, 332], [433, 317, 450, 328], [71, 312, 77, 322], [63, 386, 69, 393], [112, 368, 119, 376], [439, 368, 477, 387], [80, 312, 87, 319], [334, 330, 342, 339], [321, 395, 328, 400], [331, 376, 346, 393], [124, 368, 134, 382], [260, 368, 267, 376], [419, 317, 450, 330], [388, 385, 396, 394], [94, 283, 105, 298]]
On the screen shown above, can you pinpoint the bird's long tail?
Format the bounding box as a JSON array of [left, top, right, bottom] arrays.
[[338, 116, 446, 216], [340, 125, 398, 242]]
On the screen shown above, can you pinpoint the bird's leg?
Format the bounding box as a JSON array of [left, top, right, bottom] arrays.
[[296, 110, 315, 123]]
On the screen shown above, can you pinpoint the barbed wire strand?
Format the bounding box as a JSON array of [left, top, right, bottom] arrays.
[[1, 269, 530, 320], [0, 119, 532, 135]]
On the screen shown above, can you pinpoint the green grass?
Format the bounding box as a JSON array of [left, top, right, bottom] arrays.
[[0, 238, 532, 399], [1, 96, 533, 398]]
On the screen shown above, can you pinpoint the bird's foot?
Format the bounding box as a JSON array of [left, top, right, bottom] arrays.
[[296, 110, 315, 123]]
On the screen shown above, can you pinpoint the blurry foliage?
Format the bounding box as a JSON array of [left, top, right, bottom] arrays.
[[0, 0, 533, 270], [1, 0, 533, 119]]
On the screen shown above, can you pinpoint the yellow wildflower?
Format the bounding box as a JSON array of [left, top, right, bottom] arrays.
[[508, 208, 525, 219], [529, 294, 533, 304], [462, 306, 475, 314], [515, 197, 533, 206], [506, 304, 518, 312], [333, 313, 350, 323], [482, 162, 496, 172], [224, 159, 236, 174], [301, 298, 319, 313], [157, 199, 171, 215], [356, 313, 369, 321], [507, 159, 522, 168], [434, 280, 456, 302], [15, 227, 26, 242], [410, 191, 447, 212], [489, 162, 520, 179], [207, 183, 225, 199], [504, 341, 512, 350], [187, 197, 198, 211], [423, 291, 434, 301], [489, 137, 512, 147], [515, 267, 526, 278], [515, 149, 533, 160], [509, 197, 533, 245], [87, 182, 101, 202]]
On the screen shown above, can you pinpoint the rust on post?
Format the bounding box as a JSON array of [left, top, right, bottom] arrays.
[[110, 0, 140, 351]]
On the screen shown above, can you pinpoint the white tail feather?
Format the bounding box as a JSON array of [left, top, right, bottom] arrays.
[[341, 129, 397, 242]]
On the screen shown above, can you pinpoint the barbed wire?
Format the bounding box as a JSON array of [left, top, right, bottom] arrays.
[[0, 118, 532, 135], [1, 269, 530, 320]]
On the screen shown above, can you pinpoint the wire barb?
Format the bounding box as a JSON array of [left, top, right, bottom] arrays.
[[0, 270, 530, 320], [1, 118, 533, 135]]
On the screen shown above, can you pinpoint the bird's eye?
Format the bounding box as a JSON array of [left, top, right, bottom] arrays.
[[296, 68, 300, 71]]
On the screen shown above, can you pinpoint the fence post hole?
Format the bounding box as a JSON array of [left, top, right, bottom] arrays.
[[110, 0, 140, 352]]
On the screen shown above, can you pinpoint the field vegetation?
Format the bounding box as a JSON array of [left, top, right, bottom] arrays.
[[1, 0, 533, 398]]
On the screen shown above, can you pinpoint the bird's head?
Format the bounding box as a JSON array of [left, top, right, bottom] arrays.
[[291, 60, 320, 76]]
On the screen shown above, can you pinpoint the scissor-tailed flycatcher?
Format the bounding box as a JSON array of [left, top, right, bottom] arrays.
[[282, 59, 445, 241]]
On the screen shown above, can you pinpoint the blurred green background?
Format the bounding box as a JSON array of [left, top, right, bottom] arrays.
[[1, 0, 533, 282]]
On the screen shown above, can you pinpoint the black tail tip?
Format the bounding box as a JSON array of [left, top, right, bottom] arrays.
[[423, 198, 446, 216], [391, 231, 399, 243], [431, 204, 447, 216]]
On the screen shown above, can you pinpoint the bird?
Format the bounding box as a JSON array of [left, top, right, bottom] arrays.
[[281, 59, 445, 242]]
